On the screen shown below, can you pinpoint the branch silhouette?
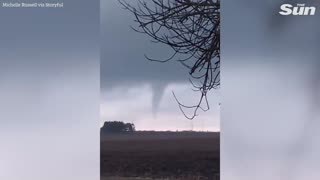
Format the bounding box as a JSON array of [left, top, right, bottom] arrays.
[[120, 0, 220, 119]]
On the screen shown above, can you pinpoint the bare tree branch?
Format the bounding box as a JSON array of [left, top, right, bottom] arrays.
[[119, 0, 220, 119]]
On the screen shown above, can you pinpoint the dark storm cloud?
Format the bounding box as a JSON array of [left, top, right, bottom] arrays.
[[100, 0, 209, 114], [100, 0, 191, 89], [100, 0, 220, 126]]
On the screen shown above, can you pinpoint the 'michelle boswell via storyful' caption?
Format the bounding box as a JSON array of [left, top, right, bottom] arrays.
[[2, 2, 63, 8]]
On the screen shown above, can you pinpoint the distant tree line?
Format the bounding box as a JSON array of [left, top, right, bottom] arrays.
[[101, 121, 135, 133]]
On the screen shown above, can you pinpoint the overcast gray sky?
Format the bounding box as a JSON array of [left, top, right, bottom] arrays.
[[100, 0, 220, 131], [222, 0, 320, 180], [0, 0, 99, 180]]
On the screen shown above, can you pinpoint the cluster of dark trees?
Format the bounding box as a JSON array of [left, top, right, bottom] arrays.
[[101, 121, 136, 133]]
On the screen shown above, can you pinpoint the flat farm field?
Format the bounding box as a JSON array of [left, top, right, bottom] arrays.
[[101, 131, 220, 180]]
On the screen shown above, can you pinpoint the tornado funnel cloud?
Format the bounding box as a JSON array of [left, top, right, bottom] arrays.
[[151, 83, 166, 118]]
